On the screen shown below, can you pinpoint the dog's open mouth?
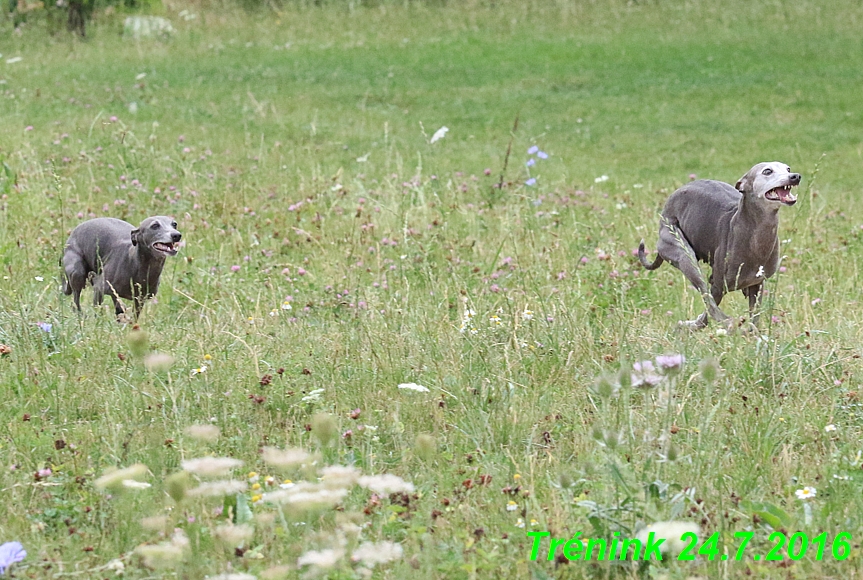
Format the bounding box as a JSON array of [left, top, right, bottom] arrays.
[[152, 242, 179, 256], [765, 185, 797, 205]]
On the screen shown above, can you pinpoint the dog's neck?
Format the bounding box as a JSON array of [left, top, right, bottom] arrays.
[[734, 196, 780, 241]]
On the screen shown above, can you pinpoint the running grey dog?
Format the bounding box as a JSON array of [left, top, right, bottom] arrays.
[[62, 216, 182, 318], [638, 162, 800, 330]]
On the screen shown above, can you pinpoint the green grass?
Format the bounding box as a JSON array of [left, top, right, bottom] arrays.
[[2, 0, 863, 577]]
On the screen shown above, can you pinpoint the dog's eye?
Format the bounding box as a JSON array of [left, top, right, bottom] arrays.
[[151, 223, 160, 230], [762, 168, 773, 176], [172, 222, 177, 228]]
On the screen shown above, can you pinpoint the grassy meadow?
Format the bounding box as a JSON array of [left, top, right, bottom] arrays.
[[3, 0, 863, 577]]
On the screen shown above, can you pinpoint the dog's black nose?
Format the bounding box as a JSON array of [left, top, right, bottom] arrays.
[[171, 232, 182, 242], [790, 173, 801, 185]]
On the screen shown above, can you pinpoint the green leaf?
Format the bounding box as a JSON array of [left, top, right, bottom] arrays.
[[235, 493, 253, 524]]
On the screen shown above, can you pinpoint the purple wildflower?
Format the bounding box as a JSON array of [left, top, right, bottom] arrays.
[[526, 158, 536, 167], [525, 178, 537, 186], [536, 151, 548, 159], [655, 354, 685, 372], [527, 145, 539, 155], [0, 542, 26, 575], [37, 322, 52, 333], [631, 360, 664, 388]]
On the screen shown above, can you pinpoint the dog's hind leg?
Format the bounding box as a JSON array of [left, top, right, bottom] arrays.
[[656, 222, 731, 329]]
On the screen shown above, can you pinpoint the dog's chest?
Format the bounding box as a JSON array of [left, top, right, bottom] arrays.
[[724, 232, 780, 288]]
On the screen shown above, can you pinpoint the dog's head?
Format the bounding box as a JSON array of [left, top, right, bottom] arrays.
[[131, 216, 182, 257], [735, 162, 801, 206]]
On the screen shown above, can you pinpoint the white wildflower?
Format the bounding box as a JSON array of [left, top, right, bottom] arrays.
[[122, 480, 152, 489], [320, 465, 361, 489], [187, 480, 248, 497], [261, 446, 311, 469], [795, 486, 816, 500], [357, 473, 415, 495], [521, 307, 534, 321], [301, 388, 325, 403], [190, 365, 207, 376], [297, 548, 344, 569], [397, 382, 430, 393], [824, 424, 837, 432], [181, 457, 243, 477], [635, 521, 700, 555], [94, 463, 149, 492], [213, 523, 254, 546], [143, 353, 175, 372], [351, 541, 403, 567], [429, 126, 449, 144], [184, 424, 220, 442], [594, 174, 609, 183]]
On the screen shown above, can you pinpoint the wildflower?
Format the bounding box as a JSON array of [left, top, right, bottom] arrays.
[[655, 354, 685, 372], [513, 474, 521, 480], [94, 463, 149, 492], [261, 446, 311, 469], [248, 472, 259, 483], [280, 479, 294, 489], [351, 541, 403, 567], [824, 424, 837, 432], [184, 424, 220, 442], [145, 353, 176, 373], [36, 322, 52, 333], [795, 487, 816, 500], [594, 175, 609, 183], [527, 146, 539, 155], [525, 178, 536, 186], [526, 158, 536, 167], [213, 523, 254, 546], [5, 57, 23, 64], [209, 574, 257, 580], [521, 307, 534, 321], [631, 360, 665, 388], [263, 484, 349, 511], [301, 388, 324, 403], [635, 522, 700, 555], [489, 314, 502, 326], [134, 530, 189, 569], [429, 126, 449, 144], [181, 457, 243, 477], [398, 382, 430, 393], [536, 151, 548, 159], [530, 518, 539, 526], [298, 548, 344, 569], [833, 474, 850, 481], [506, 501, 518, 511], [0, 542, 26, 575], [204, 354, 212, 361], [281, 300, 292, 311], [122, 480, 152, 489], [186, 480, 248, 497], [141, 515, 169, 531], [320, 465, 361, 489], [34, 276, 44, 282], [231, 265, 241, 272], [514, 518, 525, 528], [358, 473, 415, 495]]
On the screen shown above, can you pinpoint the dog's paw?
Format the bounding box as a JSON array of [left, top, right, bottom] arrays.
[[677, 319, 707, 332]]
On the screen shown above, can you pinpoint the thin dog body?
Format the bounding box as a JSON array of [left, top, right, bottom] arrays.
[[62, 216, 182, 318], [638, 162, 801, 330]]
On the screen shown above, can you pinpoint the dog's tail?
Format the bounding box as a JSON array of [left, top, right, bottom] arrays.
[[638, 240, 664, 270]]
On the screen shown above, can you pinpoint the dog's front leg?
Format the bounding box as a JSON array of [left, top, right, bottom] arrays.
[[743, 284, 763, 328]]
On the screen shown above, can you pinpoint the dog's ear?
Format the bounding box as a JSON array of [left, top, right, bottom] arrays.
[[131, 229, 140, 246], [735, 174, 751, 193]]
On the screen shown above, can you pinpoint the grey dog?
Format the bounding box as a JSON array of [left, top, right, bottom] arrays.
[[638, 162, 801, 330], [62, 216, 182, 318]]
